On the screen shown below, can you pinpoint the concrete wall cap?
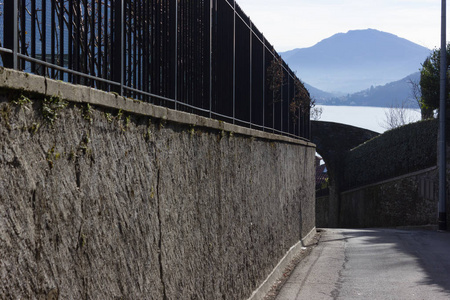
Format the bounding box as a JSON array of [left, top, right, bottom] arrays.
[[0, 68, 315, 147]]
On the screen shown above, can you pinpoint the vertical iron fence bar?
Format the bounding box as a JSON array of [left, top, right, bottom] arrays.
[[308, 109, 311, 139], [272, 56, 275, 132], [59, 0, 64, 80], [262, 37, 265, 131], [209, 0, 212, 115], [232, 0, 236, 124], [97, 0, 102, 83], [126, 0, 131, 95], [209, 0, 214, 118], [174, 0, 178, 108], [128, 0, 132, 96], [298, 99, 301, 137], [120, 0, 124, 95], [4, 0, 18, 69], [249, 20, 252, 127], [68, 0, 73, 82], [83, 0, 91, 85], [102, 0, 108, 83], [136, 0, 141, 95], [90, 0, 95, 85], [140, 1, 144, 94], [272, 65, 276, 133], [51, 0, 56, 78], [74, 0, 80, 83], [190, 1, 194, 108], [199, 1, 204, 109], [280, 65, 283, 132], [287, 74, 290, 134], [133, 0, 137, 97], [195, 1, 199, 107], [207, 0, 214, 118], [42, 0, 47, 75], [31, 0, 36, 72], [112, 0, 123, 95], [143, 0, 148, 99], [151, 2, 156, 102], [129, 0, 132, 94], [186, 0, 190, 107], [83, 0, 88, 83], [19, 0, 25, 70], [165, 1, 169, 101]]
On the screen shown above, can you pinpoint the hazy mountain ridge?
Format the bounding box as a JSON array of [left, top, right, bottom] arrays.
[[281, 29, 430, 94]]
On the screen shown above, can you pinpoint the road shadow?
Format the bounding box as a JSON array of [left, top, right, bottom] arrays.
[[339, 228, 450, 294]]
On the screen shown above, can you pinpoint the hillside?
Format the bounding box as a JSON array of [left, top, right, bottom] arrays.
[[281, 29, 430, 93], [312, 72, 421, 108]]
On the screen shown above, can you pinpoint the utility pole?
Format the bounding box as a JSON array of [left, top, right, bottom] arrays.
[[438, 0, 447, 231]]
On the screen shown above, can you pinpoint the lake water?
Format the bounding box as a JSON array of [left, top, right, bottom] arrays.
[[316, 105, 422, 133]]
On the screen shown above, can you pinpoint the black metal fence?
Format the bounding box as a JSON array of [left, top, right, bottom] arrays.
[[0, 0, 311, 140]]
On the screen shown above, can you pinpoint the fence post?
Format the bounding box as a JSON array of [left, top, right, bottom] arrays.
[[112, 0, 124, 95], [4, 0, 18, 69]]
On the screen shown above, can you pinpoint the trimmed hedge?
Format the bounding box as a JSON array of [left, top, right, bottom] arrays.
[[343, 119, 439, 190]]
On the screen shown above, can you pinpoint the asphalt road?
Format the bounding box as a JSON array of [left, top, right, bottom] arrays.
[[275, 228, 450, 300]]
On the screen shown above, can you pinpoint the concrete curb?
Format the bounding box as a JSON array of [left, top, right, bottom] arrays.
[[0, 67, 315, 148], [247, 227, 317, 300]]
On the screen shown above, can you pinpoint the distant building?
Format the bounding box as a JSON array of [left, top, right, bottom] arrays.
[[315, 156, 328, 190]]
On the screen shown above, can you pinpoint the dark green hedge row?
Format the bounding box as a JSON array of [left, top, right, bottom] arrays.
[[343, 119, 439, 190]]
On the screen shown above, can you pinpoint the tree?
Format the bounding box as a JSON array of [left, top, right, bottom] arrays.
[[380, 100, 419, 130], [419, 43, 450, 119], [289, 77, 313, 121]]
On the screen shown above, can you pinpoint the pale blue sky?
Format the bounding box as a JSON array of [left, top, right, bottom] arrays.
[[237, 0, 445, 52]]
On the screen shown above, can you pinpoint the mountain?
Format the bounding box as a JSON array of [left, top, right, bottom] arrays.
[[310, 72, 420, 108], [281, 29, 431, 93]]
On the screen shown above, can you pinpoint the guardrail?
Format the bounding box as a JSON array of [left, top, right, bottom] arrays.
[[0, 0, 311, 139]]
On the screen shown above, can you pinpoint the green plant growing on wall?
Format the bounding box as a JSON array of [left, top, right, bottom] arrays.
[[29, 122, 40, 134], [124, 115, 131, 131], [158, 119, 166, 130], [143, 118, 152, 141], [42, 95, 68, 126], [79, 134, 91, 154], [150, 186, 155, 199], [46, 145, 61, 169], [12, 94, 32, 107], [189, 124, 196, 137], [82, 103, 93, 124], [115, 109, 130, 131], [116, 109, 123, 120], [0, 104, 11, 130], [105, 112, 113, 123], [68, 149, 76, 161]]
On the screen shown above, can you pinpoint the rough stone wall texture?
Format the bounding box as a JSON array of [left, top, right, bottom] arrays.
[[0, 92, 315, 299], [339, 168, 438, 228], [315, 195, 329, 228]]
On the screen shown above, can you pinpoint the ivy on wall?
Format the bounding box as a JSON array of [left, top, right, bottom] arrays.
[[343, 119, 439, 190]]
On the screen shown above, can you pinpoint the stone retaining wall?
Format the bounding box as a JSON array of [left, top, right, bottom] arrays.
[[0, 69, 316, 299], [339, 168, 439, 228]]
